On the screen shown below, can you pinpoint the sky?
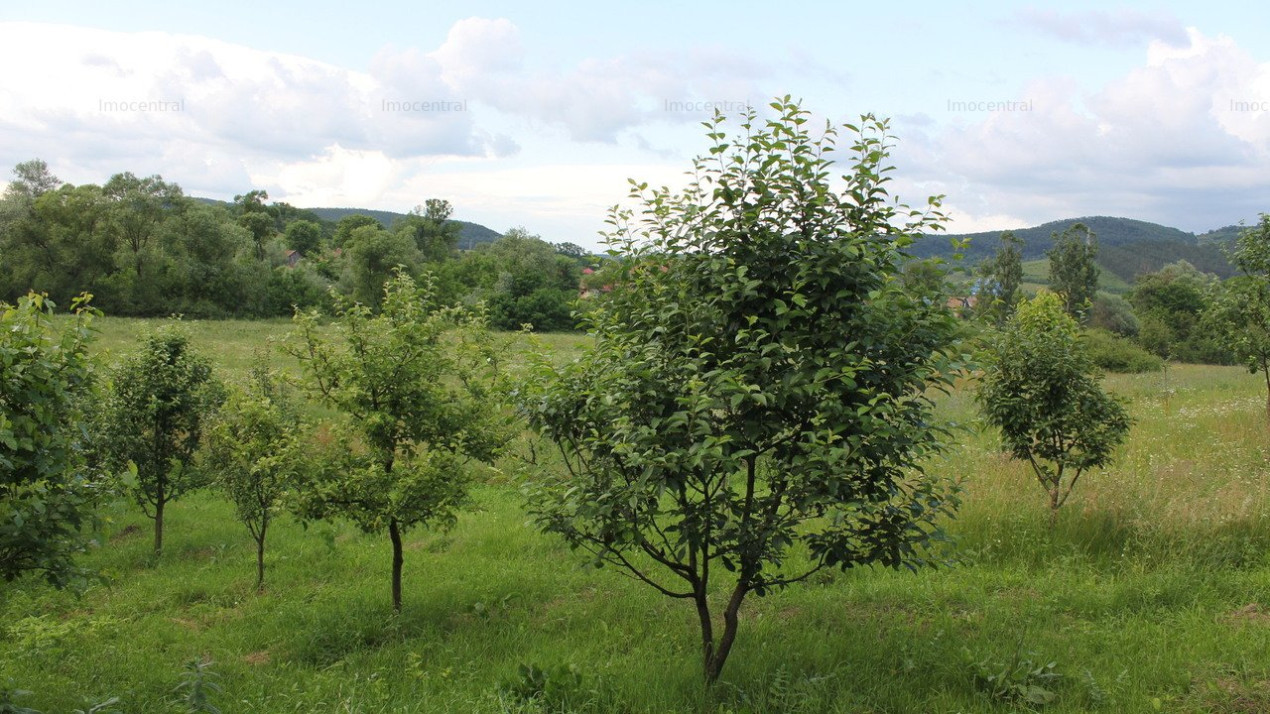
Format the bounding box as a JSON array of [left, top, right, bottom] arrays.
[[2, 1, 1269, 249]]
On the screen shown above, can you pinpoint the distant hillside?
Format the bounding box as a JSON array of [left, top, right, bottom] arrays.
[[1196, 224, 1247, 245], [914, 215, 1237, 282], [304, 207, 501, 250], [191, 199, 502, 250]]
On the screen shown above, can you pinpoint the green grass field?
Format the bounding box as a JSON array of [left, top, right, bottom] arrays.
[[4, 319, 1270, 712], [1020, 259, 1132, 295]]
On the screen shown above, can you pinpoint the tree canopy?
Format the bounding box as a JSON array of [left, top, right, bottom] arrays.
[[524, 98, 965, 683]]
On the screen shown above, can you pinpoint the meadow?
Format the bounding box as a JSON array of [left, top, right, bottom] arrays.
[[3, 318, 1270, 713]]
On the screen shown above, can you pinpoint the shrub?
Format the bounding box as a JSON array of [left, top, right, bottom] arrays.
[[1083, 329, 1162, 373]]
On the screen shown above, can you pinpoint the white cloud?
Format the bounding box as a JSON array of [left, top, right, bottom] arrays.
[[895, 28, 1270, 233]]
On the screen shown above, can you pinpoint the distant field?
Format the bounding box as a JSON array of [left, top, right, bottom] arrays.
[[1021, 258, 1132, 294], [87, 315, 591, 381], [4, 320, 1270, 712]]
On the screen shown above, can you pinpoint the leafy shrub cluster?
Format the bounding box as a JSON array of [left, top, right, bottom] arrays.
[[1082, 328, 1163, 373]]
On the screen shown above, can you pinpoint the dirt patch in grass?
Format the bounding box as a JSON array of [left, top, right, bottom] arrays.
[[1225, 603, 1270, 622], [243, 650, 271, 666], [109, 524, 142, 543]]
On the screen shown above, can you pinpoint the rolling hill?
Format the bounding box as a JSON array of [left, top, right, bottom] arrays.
[[913, 216, 1240, 284], [192, 198, 503, 250], [304, 207, 502, 250]]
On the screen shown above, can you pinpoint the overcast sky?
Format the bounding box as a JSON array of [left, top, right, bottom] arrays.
[[2, 1, 1268, 248]]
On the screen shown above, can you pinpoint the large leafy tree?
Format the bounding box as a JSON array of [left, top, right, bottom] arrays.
[[1047, 222, 1100, 321], [977, 291, 1131, 525], [0, 293, 99, 587], [394, 199, 461, 263], [97, 324, 225, 555], [102, 172, 184, 280], [287, 270, 511, 612], [342, 225, 420, 308], [1208, 213, 1270, 416], [523, 98, 964, 683]]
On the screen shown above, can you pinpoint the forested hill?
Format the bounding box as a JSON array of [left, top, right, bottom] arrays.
[[304, 207, 501, 250], [912, 216, 1239, 281], [191, 200, 503, 250]]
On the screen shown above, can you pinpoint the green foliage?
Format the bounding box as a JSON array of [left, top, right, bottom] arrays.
[[456, 228, 582, 332], [342, 225, 420, 308], [1207, 213, 1270, 416], [970, 640, 1062, 707], [96, 323, 225, 555], [394, 199, 461, 263], [524, 98, 963, 683], [172, 659, 221, 714], [283, 219, 322, 256], [331, 213, 384, 248], [287, 270, 513, 611], [977, 292, 1131, 524], [202, 362, 307, 590], [1082, 329, 1162, 374], [499, 663, 590, 711], [1130, 260, 1229, 363], [0, 293, 100, 587], [1088, 292, 1139, 337], [1047, 223, 1100, 321], [977, 231, 1024, 325]]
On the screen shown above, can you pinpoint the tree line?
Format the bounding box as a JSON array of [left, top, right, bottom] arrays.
[[0, 160, 589, 330], [947, 219, 1264, 372]]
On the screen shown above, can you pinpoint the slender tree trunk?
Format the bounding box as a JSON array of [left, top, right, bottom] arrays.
[[1262, 365, 1270, 421], [154, 497, 164, 556], [694, 586, 715, 683], [1048, 489, 1059, 530], [255, 523, 267, 592], [704, 583, 748, 683], [389, 517, 404, 613]]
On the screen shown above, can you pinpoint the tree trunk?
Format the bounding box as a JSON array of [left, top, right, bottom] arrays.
[[1048, 488, 1060, 529], [694, 587, 715, 683], [154, 497, 164, 556], [255, 524, 267, 592], [704, 583, 747, 683], [389, 517, 404, 613], [1263, 365, 1270, 422]]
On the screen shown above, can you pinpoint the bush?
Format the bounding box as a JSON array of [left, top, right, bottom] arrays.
[[1083, 328, 1162, 373], [1090, 293, 1139, 337]]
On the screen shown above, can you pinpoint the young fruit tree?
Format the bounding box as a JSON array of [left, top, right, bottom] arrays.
[[202, 362, 306, 591], [97, 323, 224, 556], [977, 291, 1131, 526], [1207, 213, 1270, 418], [522, 98, 966, 684], [286, 270, 511, 613], [1, 293, 99, 587]]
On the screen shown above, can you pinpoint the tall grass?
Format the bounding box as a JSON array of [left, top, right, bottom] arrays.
[[4, 319, 1270, 712]]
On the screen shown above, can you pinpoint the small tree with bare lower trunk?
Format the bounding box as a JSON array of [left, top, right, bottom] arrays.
[[977, 291, 1131, 526]]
